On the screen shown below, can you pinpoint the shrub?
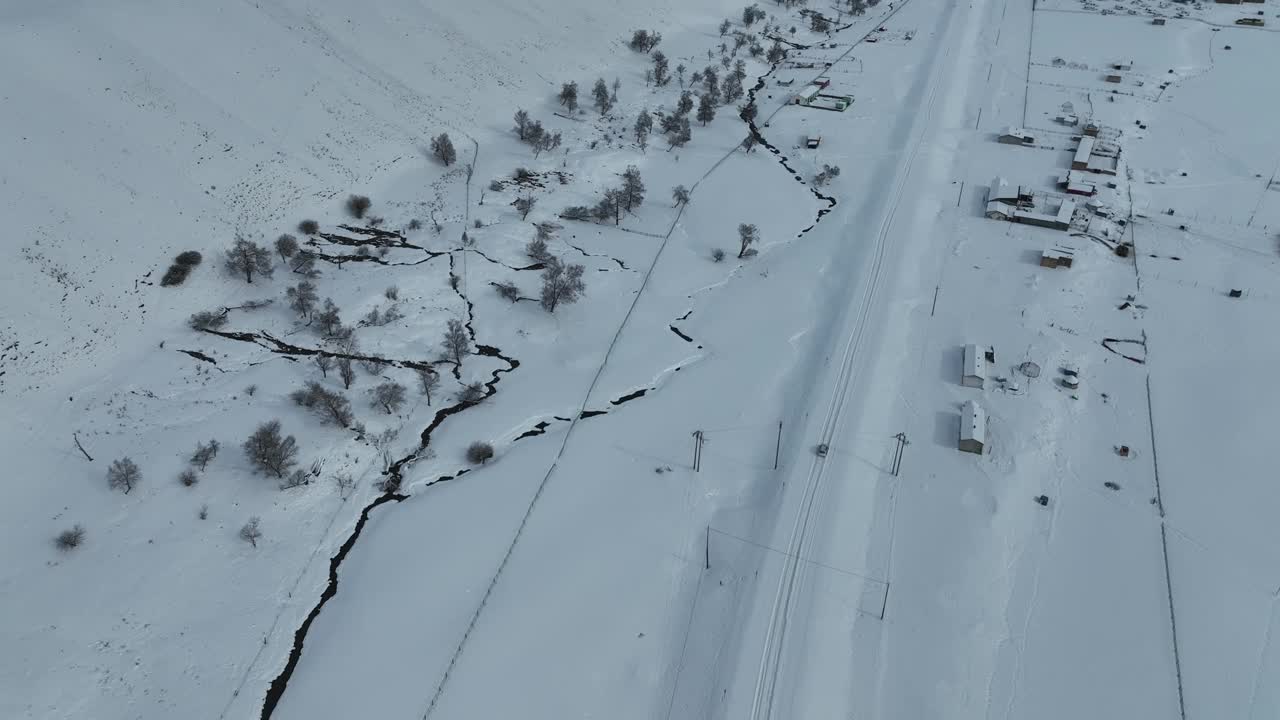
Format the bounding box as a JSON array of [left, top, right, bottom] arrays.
[[560, 206, 591, 221], [712, 248, 726, 262], [494, 281, 521, 302], [466, 441, 495, 465], [55, 524, 86, 550], [179, 469, 199, 487], [407, 218, 423, 231], [161, 264, 192, 287], [175, 251, 203, 267], [384, 285, 399, 300], [239, 517, 263, 547], [489, 180, 504, 192], [345, 195, 372, 219], [298, 219, 320, 235]]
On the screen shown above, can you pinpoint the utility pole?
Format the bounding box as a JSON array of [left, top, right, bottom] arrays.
[[691, 430, 704, 472], [774, 421, 783, 470], [891, 432, 909, 476], [705, 525, 710, 570]]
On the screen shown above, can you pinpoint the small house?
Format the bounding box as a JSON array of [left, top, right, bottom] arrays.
[[806, 135, 822, 149], [1111, 62, 1133, 71], [988, 177, 1020, 205], [1104, 74, 1123, 83], [814, 76, 832, 88], [1055, 114, 1080, 126], [962, 344, 987, 388], [1082, 122, 1101, 137], [1040, 244, 1076, 268], [959, 401, 987, 454], [1152, 17, 1167, 24], [998, 127, 1035, 146]]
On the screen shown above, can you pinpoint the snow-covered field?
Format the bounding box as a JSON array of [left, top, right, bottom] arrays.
[[3, 0, 1279, 717]]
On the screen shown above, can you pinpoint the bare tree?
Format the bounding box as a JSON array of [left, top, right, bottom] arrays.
[[414, 367, 441, 404], [667, 116, 692, 149], [810, 13, 831, 32], [719, 19, 732, 36], [457, 381, 486, 403], [466, 441, 495, 464], [314, 354, 333, 378], [189, 310, 228, 331], [738, 223, 760, 258], [814, 164, 842, 186], [55, 524, 86, 551], [292, 381, 355, 427], [370, 382, 407, 414], [338, 358, 356, 389], [275, 234, 299, 264], [673, 185, 691, 207], [494, 281, 521, 302], [313, 298, 344, 338], [697, 93, 717, 125], [298, 219, 320, 235], [190, 439, 220, 470], [224, 238, 273, 283], [291, 252, 320, 278], [592, 78, 613, 116], [239, 517, 263, 548], [243, 420, 299, 478], [346, 195, 372, 219], [767, 42, 787, 64], [515, 195, 536, 221], [333, 472, 356, 499], [107, 457, 141, 494], [634, 109, 653, 151], [430, 132, 458, 165], [179, 468, 199, 487], [677, 63, 687, 87], [286, 280, 318, 320], [441, 318, 470, 366], [540, 258, 587, 312], [712, 248, 727, 262], [558, 81, 579, 111]]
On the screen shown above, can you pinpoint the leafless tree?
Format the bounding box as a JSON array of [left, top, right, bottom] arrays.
[[441, 318, 470, 366], [370, 382, 407, 414], [414, 367, 441, 404], [179, 468, 199, 487], [333, 472, 356, 499], [634, 109, 653, 151], [466, 441, 495, 464], [513, 109, 532, 140], [593, 78, 613, 116], [515, 195, 536, 220], [431, 132, 457, 165], [239, 517, 263, 547], [292, 381, 355, 427], [287, 280, 318, 320], [191, 439, 220, 470], [457, 381, 486, 404], [540, 258, 587, 312], [224, 238, 273, 283], [673, 185, 691, 207], [243, 420, 298, 478], [314, 354, 333, 378], [558, 81, 579, 111], [189, 310, 228, 331], [621, 166, 646, 211], [494, 281, 521, 302], [346, 194, 372, 219], [275, 234, 299, 263], [107, 457, 141, 494], [55, 524, 86, 551], [298, 219, 320, 235], [280, 468, 310, 490], [338, 358, 356, 389]]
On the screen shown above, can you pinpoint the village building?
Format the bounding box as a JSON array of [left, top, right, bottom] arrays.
[[959, 401, 987, 454], [997, 127, 1035, 146], [1152, 17, 1167, 24], [1040, 243, 1076, 268], [986, 197, 1077, 230], [793, 84, 822, 105], [962, 344, 987, 388]]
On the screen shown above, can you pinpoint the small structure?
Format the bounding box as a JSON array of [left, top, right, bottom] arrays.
[[1082, 122, 1102, 137], [1104, 74, 1123, 83], [987, 177, 1030, 206], [793, 84, 822, 105], [998, 127, 1035, 146], [959, 401, 987, 454], [1055, 113, 1080, 126], [1236, 16, 1265, 25], [814, 76, 832, 88], [1152, 17, 1167, 24], [806, 135, 822, 149], [776, 78, 796, 87], [1060, 170, 1098, 196], [962, 344, 988, 388], [1112, 61, 1133, 71], [1229, 288, 1243, 298], [1072, 136, 1097, 170], [1215, 0, 1243, 4], [1040, 244, 1076, 268]]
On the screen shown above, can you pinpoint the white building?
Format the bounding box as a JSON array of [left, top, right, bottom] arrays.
[[962, 344, 987, 388], [959, 401, 987, 454], [997, 127, 1035, 145], [793, 84, 822, 105]]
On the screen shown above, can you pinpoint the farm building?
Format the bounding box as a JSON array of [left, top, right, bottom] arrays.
[[1152, 17, 1167, 24], [1104, 74, 1123, 83], [810, 94, 853, 111], [988, 177, 1033, 206], [959, 401, 987, 454], [793, 84, 822, 105], [1040, 244, 1076, 268], [1082, 122, 1101, 137], [962, 344, 987, 388], [987, 198, 1077, 230], [1060, 171, 1097, 196], [814, 76, 832, 88], [1071, 137, 1096, 170], [1055, 114, 1079, 126], [997, 127, 1035, 145]]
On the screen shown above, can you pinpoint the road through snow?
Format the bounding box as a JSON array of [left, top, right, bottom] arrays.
[[741, 0, 991, 716]]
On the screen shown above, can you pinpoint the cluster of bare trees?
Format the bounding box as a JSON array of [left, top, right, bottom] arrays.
[[627, 29, 663, 53], [513, 110, 563, 157]]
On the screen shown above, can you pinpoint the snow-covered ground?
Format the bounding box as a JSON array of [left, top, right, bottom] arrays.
[[3, 0, 1279, 717]]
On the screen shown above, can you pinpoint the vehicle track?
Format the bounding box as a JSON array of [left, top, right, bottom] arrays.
[[747, 0, 959, 716]]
